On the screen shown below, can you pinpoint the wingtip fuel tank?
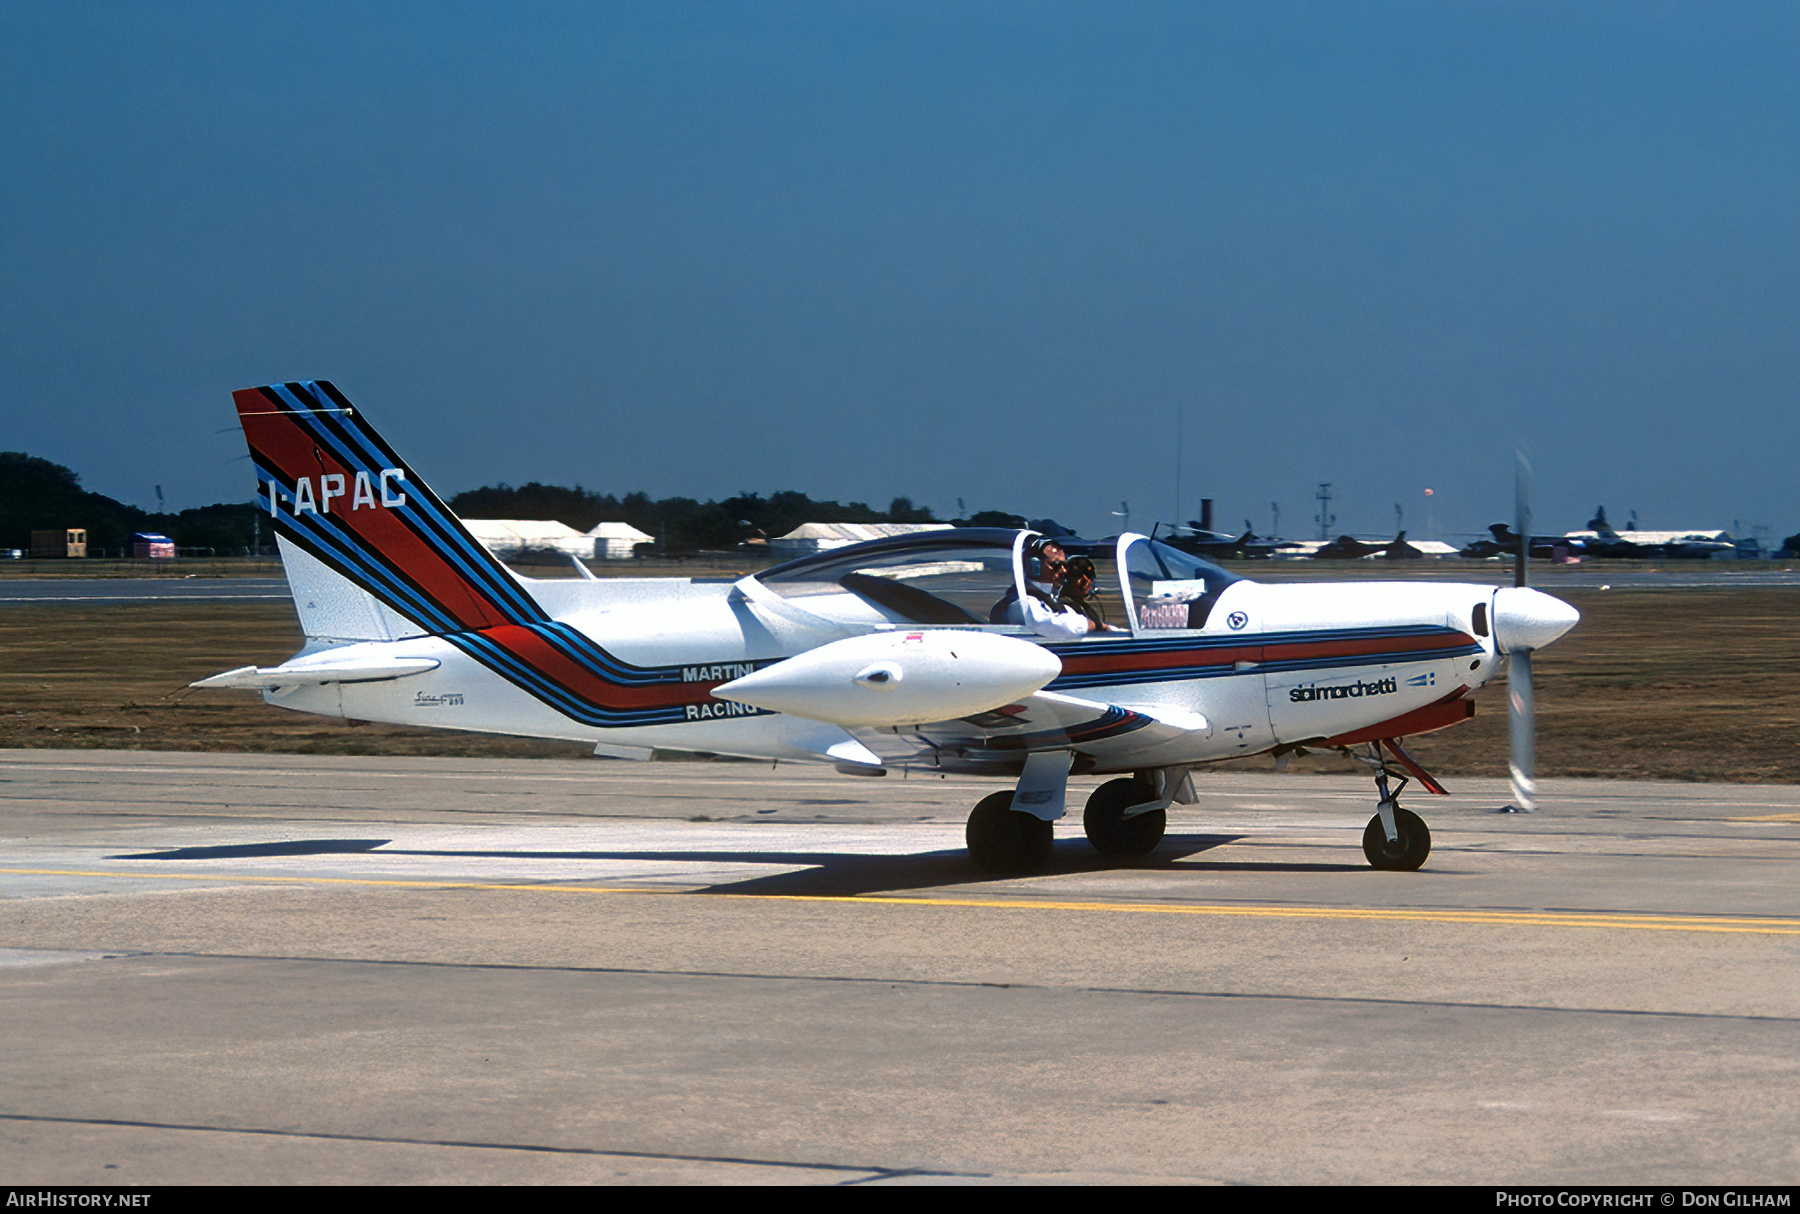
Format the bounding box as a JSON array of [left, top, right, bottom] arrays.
[[712, 630, 1062, 728]]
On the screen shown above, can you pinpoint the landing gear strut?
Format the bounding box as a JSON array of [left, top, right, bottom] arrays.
[[1356, 742, 1433, 871]]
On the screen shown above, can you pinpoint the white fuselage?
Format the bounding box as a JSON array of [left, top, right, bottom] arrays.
[[267, 573, 1504, 775]]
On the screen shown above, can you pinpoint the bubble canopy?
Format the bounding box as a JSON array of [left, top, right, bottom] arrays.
[[751, 528, 1242, 634]]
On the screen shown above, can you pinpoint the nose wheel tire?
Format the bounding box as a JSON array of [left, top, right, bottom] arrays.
[[966, 791, 1054, 874], [1362, 806, 1431, 871], [1082, 778, 1167, 858]]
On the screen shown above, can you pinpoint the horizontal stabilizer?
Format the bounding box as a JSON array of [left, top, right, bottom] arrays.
[[190, 657, 441, 690]]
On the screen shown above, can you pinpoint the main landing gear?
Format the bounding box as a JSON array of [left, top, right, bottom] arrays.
[[965, 759, 1178, 874], [965, 790, 1055, 874], [1081, 778, 1167, 858], [1355, 740, 1436, 871]]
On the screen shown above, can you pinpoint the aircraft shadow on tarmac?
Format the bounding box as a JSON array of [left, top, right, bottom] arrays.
[[113, 839, 393, 860], [675, 834, 1365, 897], [112, 833, 1363, 899]]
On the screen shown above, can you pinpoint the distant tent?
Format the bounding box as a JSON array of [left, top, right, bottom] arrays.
[[461, 519, 594, 560], [585, 521, 655, 560]]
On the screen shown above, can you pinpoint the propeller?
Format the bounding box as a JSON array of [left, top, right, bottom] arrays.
[[1506, 649, 1536, 810], [1493, 450, 1578, 812], [1510, 451, 1533, 810]]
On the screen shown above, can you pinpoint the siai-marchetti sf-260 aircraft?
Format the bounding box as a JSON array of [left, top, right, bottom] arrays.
[[196, 381, 1581, 874]]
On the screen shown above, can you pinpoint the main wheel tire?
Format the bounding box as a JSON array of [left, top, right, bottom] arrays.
[[966, 791, 1055, 874], [1083, 778, 1167, 858], [1362, 806, 1431, 871]]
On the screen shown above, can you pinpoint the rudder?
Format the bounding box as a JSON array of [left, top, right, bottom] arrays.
[[237, 381, 547, 639]]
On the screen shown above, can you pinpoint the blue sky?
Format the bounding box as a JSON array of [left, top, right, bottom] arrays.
[[4, 1, 1797, 542]]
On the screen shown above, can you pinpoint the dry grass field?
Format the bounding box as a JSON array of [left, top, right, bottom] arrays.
[[2, 587, 1798, 781]]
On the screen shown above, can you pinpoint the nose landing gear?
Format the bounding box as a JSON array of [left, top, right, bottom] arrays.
[[1356, 740, 1437, 871], [1362, 796, 1431, 870]]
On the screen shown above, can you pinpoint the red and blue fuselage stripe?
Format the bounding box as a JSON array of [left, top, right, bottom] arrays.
[[442, 628, 721, 727], [1045, 625, 1480, 691]]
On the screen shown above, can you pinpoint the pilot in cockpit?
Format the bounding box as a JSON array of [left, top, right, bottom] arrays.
[[989, 538, 1097, 638], [1057, 554, 1118, 631]]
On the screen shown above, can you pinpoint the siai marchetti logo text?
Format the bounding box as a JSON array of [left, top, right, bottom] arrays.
[[1288, 676, 1398, 703]]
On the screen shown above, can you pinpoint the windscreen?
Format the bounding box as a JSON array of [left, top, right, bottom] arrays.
[[1123, 537, 1244, 630], [758, 530, 1021, 625]]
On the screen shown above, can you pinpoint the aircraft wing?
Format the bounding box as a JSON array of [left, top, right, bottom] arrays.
[[704, 628, 1204, 772], [901, 688, 1208, 768]]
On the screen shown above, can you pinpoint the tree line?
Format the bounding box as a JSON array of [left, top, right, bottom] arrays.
[[1, 451, 1027, 556], [0, 452, 268, 556], [443, 483, 1019, 554]]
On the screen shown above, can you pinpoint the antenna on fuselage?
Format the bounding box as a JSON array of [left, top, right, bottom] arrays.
[[1172, 402, 1183, 537], [1514, 452, 1531, 590]]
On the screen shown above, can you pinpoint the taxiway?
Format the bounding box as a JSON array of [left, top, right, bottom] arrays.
[[1, 749, 1796, 1184]]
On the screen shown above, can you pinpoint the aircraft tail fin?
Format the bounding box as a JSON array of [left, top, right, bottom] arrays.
[[235, 381, 548, 640]]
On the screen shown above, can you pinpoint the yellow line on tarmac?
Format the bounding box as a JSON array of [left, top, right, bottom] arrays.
[[6, 867, 1800, 935]]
